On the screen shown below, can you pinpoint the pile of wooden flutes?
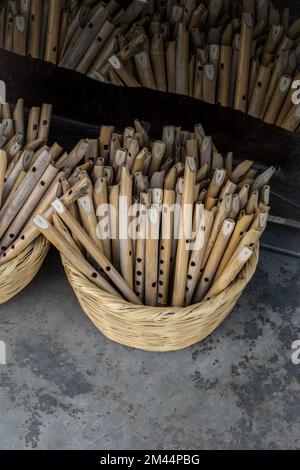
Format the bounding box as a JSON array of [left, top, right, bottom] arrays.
[[30, 120, 274, 307], [1, 0, 300, 131], [0, 98, 98, 267]]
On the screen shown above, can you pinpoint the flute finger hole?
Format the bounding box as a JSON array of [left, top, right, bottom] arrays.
[[106, 267, 111, 272], [191, 262, 196, 267], [152, 282, 156, 288], [137, 258, 142, 263], [204, 278, 209, 283], [92, 272, 98, 278], [137, 271, 142, 276]]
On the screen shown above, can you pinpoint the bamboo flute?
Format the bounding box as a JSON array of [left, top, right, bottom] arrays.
[[4, 7, 14, 52], [264, 75, 292, 125], [60, 5, 108, 70], [157, 188, 175, 307], [34, 214, 122, 298], [148, 141, 166, 178], [0, 150, 52, 240], [214, 213, 254, 280], [38, 104, 53, 142], [150, 32, 167, 92], [134, 191, 149, 303], [77, 194, 103, 252], [205, 169, 226, 201], [89, 31, 120, 75], [76, 20, 115, 74], [202, 64, 217, 105], [206, 246, 254, 300], [134, 50, 157, 90], [166, 40, 176, 93], [2, 150, 34, 205], [13, 1, 30, 57], [231, 160, 253, 184], [45, 0, 64, 64], [109, 184, 120, 270], [261, 50, 289, 118], [0, 174, 90, 266], [39, 0, 49, 59], [200, 136, 212, 170], [171, 156, 196, 307], [58, 9, 69, 60], [63, 140, 89, 170], [234, 13, 253, 112], [193, 218, 235, 302], [119, 166, 134, 289], [185, 209, 214, 306], [0, 3, 6, 49], [120, 0, 146, 25], [248, 65, 272, 119], [201, 194, 232, 270], [0, 163, 59, 249], [26, 107, 41, 143], [0, 149, 7, 206], [145, 188, 162, 307], [13, 98, 24, 135], [228, 34, 240, 108], [52, 199, 142, 305], [176, 22, 189, 96], [93, 176, 112, 260], [217, 45, 232, 107], [207, 0, 222, 31]]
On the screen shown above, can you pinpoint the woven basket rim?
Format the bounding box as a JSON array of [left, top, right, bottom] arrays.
[[61, 247, 259, 351], [0, 235, 49, 304], [62, 246, 259, 314]]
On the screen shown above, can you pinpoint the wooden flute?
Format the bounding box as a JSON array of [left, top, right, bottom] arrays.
[[34, 214, 122, 299], [0, 173, 90, 266], [172, 156, 196, 307], [52, 199, 142, 305]]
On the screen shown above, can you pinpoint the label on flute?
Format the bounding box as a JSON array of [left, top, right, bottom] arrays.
[[15, 16, 26, 32], [109, 55, 121, 70]]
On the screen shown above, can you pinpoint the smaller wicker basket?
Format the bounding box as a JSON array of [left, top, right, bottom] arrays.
[[61, 247, 259, 352], [0, 236, 49, 304]]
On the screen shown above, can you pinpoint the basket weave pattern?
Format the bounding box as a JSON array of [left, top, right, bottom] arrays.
[[0, 236, 49, 304], [62, 248, 259, 352]]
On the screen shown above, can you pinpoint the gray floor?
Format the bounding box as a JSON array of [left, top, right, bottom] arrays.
[[0, 246, 299, 450]]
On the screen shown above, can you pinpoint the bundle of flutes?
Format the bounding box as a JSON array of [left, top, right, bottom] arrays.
[[32, 119, 274, 307], [2, 1, 300, 132], [0, 97, 99, 268]]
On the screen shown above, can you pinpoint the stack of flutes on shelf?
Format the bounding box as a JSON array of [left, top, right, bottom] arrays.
[[31, 119, 274, 307], [0, 97, 96, 266], [1, 1, 300, 132]]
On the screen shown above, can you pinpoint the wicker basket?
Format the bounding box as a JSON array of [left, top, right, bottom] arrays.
[[0, 236, 49, 304], [61, 247, 259, 352]]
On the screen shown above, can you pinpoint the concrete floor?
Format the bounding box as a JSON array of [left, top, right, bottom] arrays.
[[0, 246, 299, 450]]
